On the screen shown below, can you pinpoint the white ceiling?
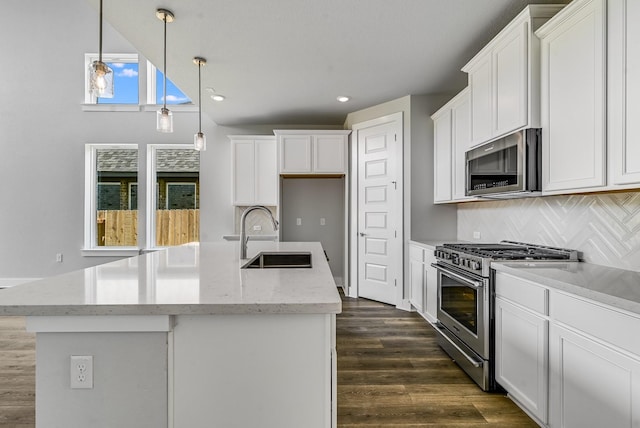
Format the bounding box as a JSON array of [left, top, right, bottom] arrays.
[[91, 0, 568, 126]]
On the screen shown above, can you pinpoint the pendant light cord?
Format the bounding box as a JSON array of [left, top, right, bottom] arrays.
[[198, 62, 202, 133], [163, 14, 167, 110], [98, 0, 103, 63]]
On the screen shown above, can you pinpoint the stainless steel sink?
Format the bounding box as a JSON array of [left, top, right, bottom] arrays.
[[241, 252, 312, 269]]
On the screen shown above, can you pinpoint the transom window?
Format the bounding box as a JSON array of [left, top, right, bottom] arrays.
[[84, 54, 191, 107]]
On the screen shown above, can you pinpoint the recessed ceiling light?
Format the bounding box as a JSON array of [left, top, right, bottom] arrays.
[[337, 96, 350, 103], [211, 94, 225, 102]]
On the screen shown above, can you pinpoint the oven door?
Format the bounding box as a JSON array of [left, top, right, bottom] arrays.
[[434, 263, 490, 358]]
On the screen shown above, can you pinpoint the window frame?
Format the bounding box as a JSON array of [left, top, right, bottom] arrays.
[[83, 143, 140, 256], [83, 53, 140, 107], [146, 144, 200, 249], [145, 61, 193, 106]]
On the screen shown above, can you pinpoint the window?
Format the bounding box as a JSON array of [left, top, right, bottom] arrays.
[[147, 145, 200, 248], [85, 144, 199, 253], [146, 62, 192, 105], [84, 144, 139, 252], [84, 54, 139, 104]]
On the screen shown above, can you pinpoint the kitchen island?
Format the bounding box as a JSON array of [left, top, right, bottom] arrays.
[[0, 241, 341, 428]]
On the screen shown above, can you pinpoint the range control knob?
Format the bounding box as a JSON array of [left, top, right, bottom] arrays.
[[470, 261, 481, 271]]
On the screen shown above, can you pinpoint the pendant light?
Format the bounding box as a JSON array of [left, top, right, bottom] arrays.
[[193, 57, 206, 151], [156, 8, 175, 133], [89, 0, 114, 98]]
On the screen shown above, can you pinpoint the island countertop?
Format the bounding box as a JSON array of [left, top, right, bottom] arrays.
[[0, 241, 342, 316]]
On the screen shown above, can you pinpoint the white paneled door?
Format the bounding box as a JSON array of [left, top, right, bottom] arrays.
[[354, 113, 402, 305]]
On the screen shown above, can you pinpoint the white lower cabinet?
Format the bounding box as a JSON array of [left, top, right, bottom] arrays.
[[424, 250, 437, 322], [409, 245, 425, 313], [408, 243, 437, 322], [495, 297, 548, 425], [549, 323, 640, 428]]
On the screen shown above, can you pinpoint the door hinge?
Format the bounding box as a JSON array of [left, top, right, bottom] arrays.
[[394, 133, 397, 142], [394, 279, 397, 287], [394, 230, 397, 238]]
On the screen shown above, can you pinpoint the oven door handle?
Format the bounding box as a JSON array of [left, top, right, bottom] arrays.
[[435, 322, 483, 368], [431, 263, 484, 290]]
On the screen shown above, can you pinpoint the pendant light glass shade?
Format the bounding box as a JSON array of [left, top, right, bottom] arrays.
[[89, 61, 114, 98], [194, 132, 206, 151], [157, 107, 173, 133], [193, 57, 206, 151], [156, 9, 174, 133], [90, 0, 113, 98]]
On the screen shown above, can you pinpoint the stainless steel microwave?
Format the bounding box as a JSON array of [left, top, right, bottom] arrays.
[[465, 128, 541, 198]]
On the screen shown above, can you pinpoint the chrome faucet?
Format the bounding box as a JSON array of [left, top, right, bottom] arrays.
[[239, 205, 279, 259]]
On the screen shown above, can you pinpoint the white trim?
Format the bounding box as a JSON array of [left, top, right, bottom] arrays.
[[84, 144, 139, 253], [81, 248, 141, 257], [145, 60, 193, 106], [146, 144, 199, 249], [0, 278, 41, 288], [84, 53, 139, 104], [141, 104, 198, 113]]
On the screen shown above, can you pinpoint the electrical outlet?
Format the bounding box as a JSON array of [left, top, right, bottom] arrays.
[[320, 218, 326, 226], [473, 231, 481, 240], [296, 218, 302, 226], [253, 225, 262, 231], [70, 355, 93, 389], [56, 253, 63, 263]]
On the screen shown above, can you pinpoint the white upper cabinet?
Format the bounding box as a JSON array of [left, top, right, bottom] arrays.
[[275, 130, 350, 174], [463, 5, 564, 146], [608, 0, 640, 186], [537, 0, 607, 194], [431, 88, 473, 203], [432, 107, 453, 203], [230, 136, 278, 206]]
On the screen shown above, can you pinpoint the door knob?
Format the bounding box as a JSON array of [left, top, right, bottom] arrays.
[[359, 232, 368, 237]]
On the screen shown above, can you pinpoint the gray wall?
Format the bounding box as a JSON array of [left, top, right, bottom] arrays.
[[0, 0, 342, 279], [281, 178, 345, 283]]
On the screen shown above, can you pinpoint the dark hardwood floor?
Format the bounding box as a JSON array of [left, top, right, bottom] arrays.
[[337, 293, 537, 427], [0, 293, 535, 427]]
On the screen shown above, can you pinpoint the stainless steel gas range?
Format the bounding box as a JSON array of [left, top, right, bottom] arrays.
[[431, 241, 580, 391]]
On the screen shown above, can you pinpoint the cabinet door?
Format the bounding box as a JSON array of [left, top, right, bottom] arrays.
[[540, 0, 606, 192], [549, 323, 640, 428], [313, 135, 346, 173], [255, 139, 277, 205], [608, 0, 640, 185], [280, 135, 312, 173], [469, 55, 493, 145], [433, 109, 452, 203], [493, 20, 528, 137], [495, 298, 548, 425], [409, 245, 425, 313], [232, 140, 256, 205], [424, 251, 438, 322], [451, 89, 472, 200]]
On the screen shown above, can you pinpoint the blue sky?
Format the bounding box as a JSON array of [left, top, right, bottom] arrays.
[[97, 62, 191, 105]]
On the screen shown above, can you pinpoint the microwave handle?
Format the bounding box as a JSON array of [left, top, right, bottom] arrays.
[[431, 263, 483, 290]]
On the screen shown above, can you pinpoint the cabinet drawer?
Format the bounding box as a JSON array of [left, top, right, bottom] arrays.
[[409, 245, 425, 262], [550, 291, 640, 356], [495, 272, 548, 315]]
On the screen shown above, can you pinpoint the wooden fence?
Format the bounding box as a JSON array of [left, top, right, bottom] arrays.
[[97, 210, 199, 247]]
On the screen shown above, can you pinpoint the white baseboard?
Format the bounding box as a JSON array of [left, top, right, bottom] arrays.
[[0, 278, 40, 288]]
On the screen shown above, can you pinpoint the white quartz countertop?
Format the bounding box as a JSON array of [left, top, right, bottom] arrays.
[[493, 262, 640, 315], [0, 242, 342, 316]]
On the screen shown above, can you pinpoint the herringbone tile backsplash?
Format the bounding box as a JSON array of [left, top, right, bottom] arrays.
[[457, 192, 640, 272]]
